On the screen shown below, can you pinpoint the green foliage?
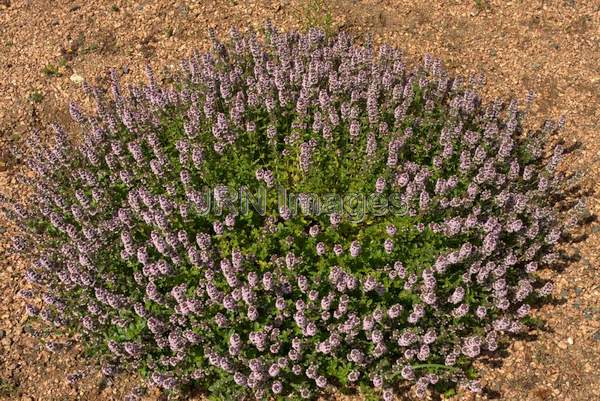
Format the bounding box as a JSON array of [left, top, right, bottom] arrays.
[[0, 377, 19, 397], [28, 90, 44, 103], [298, 0, 335, 36], [474, 0, 491, 12], [42, 63, 62, 78]]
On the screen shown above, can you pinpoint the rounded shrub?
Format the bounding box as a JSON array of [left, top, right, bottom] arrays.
[[3, 24, 580, 400]]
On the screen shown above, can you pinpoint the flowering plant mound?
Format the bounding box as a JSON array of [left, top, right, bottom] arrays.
[[2, 25, 581, 400]]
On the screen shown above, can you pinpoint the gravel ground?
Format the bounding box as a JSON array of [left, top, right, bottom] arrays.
[[0, 1, 599, 400]]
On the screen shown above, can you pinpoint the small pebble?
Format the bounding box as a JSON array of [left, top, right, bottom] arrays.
[[69, 73, 84, 84]]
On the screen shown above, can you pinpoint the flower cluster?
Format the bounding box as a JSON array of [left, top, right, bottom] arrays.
[[2, 24, 580, 400]]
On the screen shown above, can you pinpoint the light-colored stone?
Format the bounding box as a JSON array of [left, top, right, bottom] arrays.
[[70, 73, 84, 84]]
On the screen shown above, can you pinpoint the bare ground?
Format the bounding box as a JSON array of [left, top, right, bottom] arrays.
[[0, 1, 599, 400]]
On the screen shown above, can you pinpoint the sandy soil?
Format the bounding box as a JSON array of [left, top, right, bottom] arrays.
[[0, 1, 599, 400]]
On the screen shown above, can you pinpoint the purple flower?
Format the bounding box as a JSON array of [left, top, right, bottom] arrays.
[[329, 213, 341, 227], [333, 244, 343, 256], [349, 120, 360, 139], [348, 371, 360, 382], [537, 282, 554, 296], [401, 365, 414, 380], [448, 287, 465, 304], [272, 380, 283, 394], [386, 224, 397, 236], [384, 239, 394, 254], [452, 303, 469, 318], [309, 225, 320, 237], [382, 388, 395, 401]]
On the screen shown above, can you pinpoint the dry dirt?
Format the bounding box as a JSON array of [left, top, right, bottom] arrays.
[[0, 1, 599, 400]]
